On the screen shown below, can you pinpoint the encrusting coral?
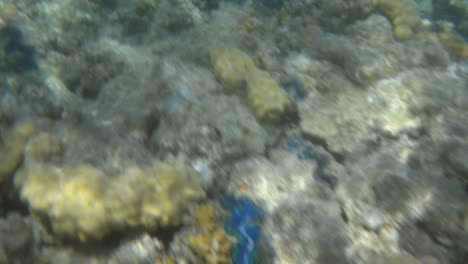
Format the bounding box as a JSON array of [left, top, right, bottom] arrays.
[[14, 162, 205, 241], [373, 0, 468, 59], [372, 0, 422, 40], [188, 204, 232, 264], [1, 120, 206, 243], [437, 31, 468, 59], [245, 69, 293, 121], [210, 46, 257, 92], [210, 45, 293, 121]]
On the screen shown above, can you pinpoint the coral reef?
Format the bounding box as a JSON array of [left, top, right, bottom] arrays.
[[264, 197, 349, 264], [297, 13, 462, 155], [0, 0, 467, 263], [225, 146, 343, 213], [151, 59, 269, 159], [58, 44, 125, 99], [337, 142, 466, 262], [156, 0, 205, 32], [306, 14, 449, 86], [373, 0, 468, 59], [298, 75, 420, 155]]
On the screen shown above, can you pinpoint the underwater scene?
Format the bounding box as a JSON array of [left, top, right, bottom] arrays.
[[0, 0, 467, 263]]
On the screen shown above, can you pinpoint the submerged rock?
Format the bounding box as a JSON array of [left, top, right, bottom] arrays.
[[0, 214, 34, 263]]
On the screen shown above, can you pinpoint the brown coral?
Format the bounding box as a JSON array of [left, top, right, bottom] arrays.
[[437, 32, 468, 60], [210, 45, 293, 121], [188, 204, 232, 264]]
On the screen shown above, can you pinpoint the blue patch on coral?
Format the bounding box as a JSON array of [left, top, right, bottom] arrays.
[[220, 195, 263, 264], [284, 138, 338, 190], [283, 137, 302, 151], [282, 77, 308, 101]]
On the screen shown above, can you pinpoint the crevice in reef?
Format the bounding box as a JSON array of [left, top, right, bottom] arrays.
[[301, 132, 346, 163], [0, 178, 28, 217], [150, 224, 183, 249]]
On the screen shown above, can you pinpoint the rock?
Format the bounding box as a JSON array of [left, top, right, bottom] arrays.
[[263, 196, 349, 264], [0, 214, 34, 263]]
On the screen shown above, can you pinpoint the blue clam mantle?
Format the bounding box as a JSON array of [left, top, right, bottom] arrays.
[[220, 195, 264, 264], [284, 138, 338, 190]]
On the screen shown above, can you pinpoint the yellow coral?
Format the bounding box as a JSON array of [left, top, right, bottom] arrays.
[[16, 164, 110, 240], [246, 70, 293, 121], [211, 46, 292, 121], [189, 230, 231, 264], [210, 46, 292, 121], [15, 162, 205, 241], [53, 166, 109, 239], [374, 0, 468, 58], [210, 46, 257, 92], [195, 203, 217, 231], [373, 0, 422, 40], [437, 32, 468, 60], [0, 120, 37, 184], [189, 204, 232, 264]]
